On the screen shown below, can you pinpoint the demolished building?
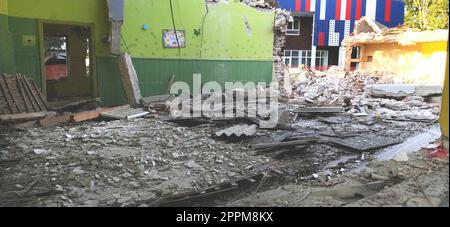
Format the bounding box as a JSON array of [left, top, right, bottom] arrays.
[[276, 0, 405, 69], [0, 0, 280, 107], [0, 0, 448, 208], [342, 17, 449, 85]]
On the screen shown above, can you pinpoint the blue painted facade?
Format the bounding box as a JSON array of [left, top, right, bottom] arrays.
[[277, 0, 405, 47]]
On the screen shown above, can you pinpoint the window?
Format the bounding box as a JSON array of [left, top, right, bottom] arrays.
[[283, 50, 312, 67], [315, 50, 328, 68], [301, 51, 312, 66], [351, 46, 361, 59], [286, 17, 300, 35], [284, 50, 328, 68]]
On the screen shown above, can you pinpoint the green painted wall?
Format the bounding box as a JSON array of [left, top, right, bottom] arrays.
[[0, 0, 15, 74], [0, 0, 7, 14], [8, 17, 41, 86], [6, 0, 110, 56], [122, 0, 274, 60], [0, 14, 16, 74], [97, 56, 273, 107]]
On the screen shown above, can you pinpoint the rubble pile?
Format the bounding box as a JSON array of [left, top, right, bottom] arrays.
[[240, 0, 274, 8], [206, 0, 275, 9], [286, 66, 395, 105], [0, 119, 270, 207], [282, 66, 441, 123]]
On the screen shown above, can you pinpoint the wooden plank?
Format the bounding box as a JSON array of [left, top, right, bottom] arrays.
[[29, 78, 48, 110], [16, 76, 32, 112], [2, 74, 22, 113], [21, 74, 46, 111], [17, 74, 39, 112], [0, 112, 48, 122], [39, 114, 71, 127], [50, 98, 100, 111], [71, 108, 105, 123], [0, 73, 15, 114], [117, 53, 142, 108], [71, 105, 130, 123]]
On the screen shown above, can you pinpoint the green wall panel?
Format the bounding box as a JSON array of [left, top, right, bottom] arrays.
[[96, 57, 127, 107], [97, 56, 272, 107], [0, 14, 15, 73], [8, 17, 41, 87]]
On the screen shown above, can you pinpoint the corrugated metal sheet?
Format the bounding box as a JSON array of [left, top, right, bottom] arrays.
[[277, 0, 405, 47], [215, 124, 258, 137]]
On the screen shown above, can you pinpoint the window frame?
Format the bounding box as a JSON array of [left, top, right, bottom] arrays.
[[286, 17, 300, 36], [283, 50, 312, 67], [315, 50, 329, 68]]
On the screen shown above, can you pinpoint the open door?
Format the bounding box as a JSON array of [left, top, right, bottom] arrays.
[[43, 24, 93, 104]]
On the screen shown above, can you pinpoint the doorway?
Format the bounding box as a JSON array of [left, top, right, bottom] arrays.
[[43, 23, 93, 102]]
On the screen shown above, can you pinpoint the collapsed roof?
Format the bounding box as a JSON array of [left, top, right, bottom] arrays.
[[343, 16, 449, 46]]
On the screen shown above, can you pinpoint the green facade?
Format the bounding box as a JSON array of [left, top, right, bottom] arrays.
[[97, 57, 273, 106], [0, 0, 275, 107]]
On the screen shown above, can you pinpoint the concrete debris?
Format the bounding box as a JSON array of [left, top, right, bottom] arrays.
[[215, 124, 257, 137], [323, 136, 403, 153], [366, 84, 443, 98], [101, 107, 149, 120], [342, 23, 448, 47], [282, 67, 441, 124], [33, 149, 52, 155], [206, 0, 275, 9], [393, 151, 409, 162], [141, 95, 174, 111], [273, 9, 290, 97], [294, 106, 344, 114], [286, 66, 395, 105], [0, 118, 270, 207]]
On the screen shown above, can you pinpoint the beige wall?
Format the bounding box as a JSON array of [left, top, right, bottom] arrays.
[[359, 41, 448, 84]]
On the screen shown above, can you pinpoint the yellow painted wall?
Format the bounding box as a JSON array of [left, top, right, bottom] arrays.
[[360, 41, 448, 84], [0, 0, 7, 15], [6, 0, 110, 55]]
